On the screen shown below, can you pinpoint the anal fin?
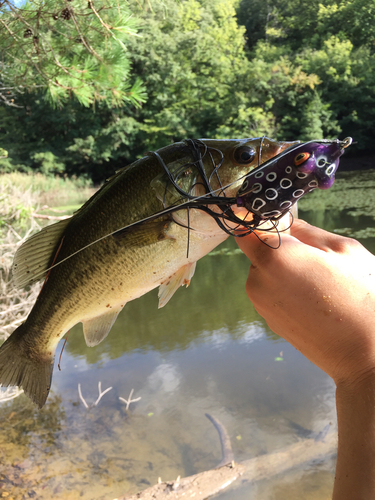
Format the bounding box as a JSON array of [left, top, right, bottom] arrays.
[[158, 262, 196, 309], [82, 305, 125, 347]]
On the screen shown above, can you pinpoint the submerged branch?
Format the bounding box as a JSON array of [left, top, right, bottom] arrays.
[[117, 418, 337, 500]]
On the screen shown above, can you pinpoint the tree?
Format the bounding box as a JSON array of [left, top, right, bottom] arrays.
[[0, 0, 146, 107], [2, 0, 375, 181], [237, 0, 375, 150]]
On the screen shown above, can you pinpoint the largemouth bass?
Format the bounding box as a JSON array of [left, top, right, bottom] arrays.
[[0, 137, 349, 408]]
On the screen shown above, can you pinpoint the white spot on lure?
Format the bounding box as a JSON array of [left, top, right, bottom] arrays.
[[326, 164, 335, 175], [252, 183, 262, 194], [265, 188, 278, 200], [280, 178, 292, 189], [292, 189, 305, 198], [266, 172, 277, 182], [296, 172, 308, 179], [252, 198, 266, 211], [279, 200, 293, 209]]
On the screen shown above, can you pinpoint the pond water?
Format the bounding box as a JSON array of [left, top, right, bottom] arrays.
[[1, 169, 375, 500]]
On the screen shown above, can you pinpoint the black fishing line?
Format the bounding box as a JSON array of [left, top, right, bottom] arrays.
[[147, 138, 268, 240], [24, 138, 342, 284]]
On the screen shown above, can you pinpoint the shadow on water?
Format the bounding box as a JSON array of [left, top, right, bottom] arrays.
[[1, 169, 374, 499]]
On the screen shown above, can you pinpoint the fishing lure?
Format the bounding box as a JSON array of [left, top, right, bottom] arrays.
[[149, 136, 352, 246], [235, 137, 352, 224]]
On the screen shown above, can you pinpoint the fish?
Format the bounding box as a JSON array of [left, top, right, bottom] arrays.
[[0, 137, 300, 408]]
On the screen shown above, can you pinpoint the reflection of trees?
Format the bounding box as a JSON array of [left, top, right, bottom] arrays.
[[300, 171, 375, 215], [299, 171, 375, 242]]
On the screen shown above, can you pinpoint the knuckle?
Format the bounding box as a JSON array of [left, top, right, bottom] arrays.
[[332, 235, 363, 254]]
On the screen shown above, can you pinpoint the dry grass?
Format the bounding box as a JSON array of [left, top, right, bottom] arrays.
[[0, 220, 42, 402], [0, 172, 96, 401], [0, 171, 94, 208], [0, 221, 42, 342], [0, 173, 92, 402]]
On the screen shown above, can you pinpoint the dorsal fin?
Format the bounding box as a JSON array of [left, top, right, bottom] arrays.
[[12, 218, 71, 288], [82, 305, 125, 347]]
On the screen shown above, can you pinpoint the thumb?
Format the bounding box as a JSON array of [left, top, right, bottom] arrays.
[[236, 230, 281, 263]]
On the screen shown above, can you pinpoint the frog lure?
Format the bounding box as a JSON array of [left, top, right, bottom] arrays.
[[234, 136, 352, 234], [148, 136, 352, 248]]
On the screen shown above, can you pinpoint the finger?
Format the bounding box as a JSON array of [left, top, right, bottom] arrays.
[[236, 230, 281, 264], [290, 219, 358, 253]]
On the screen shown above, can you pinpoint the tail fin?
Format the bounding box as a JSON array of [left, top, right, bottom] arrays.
[[0, 324, 54, 408]]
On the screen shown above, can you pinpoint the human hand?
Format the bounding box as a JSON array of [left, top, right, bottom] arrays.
[[236, 219, 375, 387]]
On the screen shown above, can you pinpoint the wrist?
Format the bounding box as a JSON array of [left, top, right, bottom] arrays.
[[333, 372, 375, 499]]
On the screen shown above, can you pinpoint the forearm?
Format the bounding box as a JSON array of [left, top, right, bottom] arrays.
[[333, 375, 375, 499], [236, 221, 375, 497]]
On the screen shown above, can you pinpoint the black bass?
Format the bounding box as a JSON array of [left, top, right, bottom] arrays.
[[0, 137, 298, 408]]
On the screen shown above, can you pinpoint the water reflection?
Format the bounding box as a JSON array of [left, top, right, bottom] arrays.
[[146, 362, 181, 394], [1, 169, 375, 499]]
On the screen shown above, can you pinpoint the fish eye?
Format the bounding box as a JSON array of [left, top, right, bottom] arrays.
[[294, 152, 310, 166], [316, 155, 328, 168], [233, 146, 256, 165]]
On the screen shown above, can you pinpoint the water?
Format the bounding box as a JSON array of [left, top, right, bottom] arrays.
[[1, 169, 375, 500]]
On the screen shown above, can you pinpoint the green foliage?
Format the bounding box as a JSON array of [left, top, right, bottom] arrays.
[[1, 0, 375, 181], [127, 0, 274, 147], [0, 92, 140, 180], [237, 0, 375, 150], [0, 0, 146, 107]]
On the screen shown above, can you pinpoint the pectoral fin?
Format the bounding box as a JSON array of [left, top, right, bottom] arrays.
[[82, 305, 125, 347], [158, 262, 196, 309]]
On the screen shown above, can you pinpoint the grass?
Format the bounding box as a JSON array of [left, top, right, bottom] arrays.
[[0, 172, 96, 237], [0, 172, 94, 207]]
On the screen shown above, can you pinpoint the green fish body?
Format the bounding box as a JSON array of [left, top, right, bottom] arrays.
[[0, 138, 296, 407]]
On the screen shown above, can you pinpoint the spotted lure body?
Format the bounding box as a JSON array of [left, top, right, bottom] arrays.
[[236, 138, 352, 221]]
